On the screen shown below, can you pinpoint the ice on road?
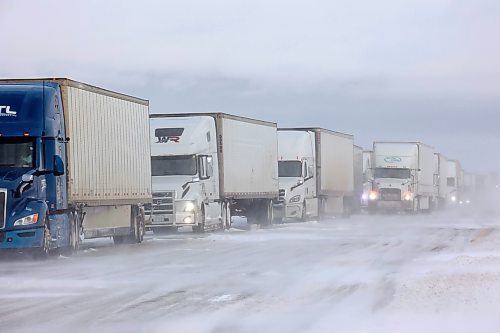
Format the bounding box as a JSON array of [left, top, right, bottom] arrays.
[[2, 213, 500, 333]]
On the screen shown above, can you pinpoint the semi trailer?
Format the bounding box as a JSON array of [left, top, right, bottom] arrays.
[[147, 113, 279, 232], [275, 128, 354, 220], [0, 78, 151, 255]]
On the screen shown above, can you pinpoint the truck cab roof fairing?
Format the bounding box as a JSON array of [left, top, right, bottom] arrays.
[[0, 83, 59, 137]]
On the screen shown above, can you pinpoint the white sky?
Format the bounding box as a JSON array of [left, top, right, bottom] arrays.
[[2, 0, 500, 172]]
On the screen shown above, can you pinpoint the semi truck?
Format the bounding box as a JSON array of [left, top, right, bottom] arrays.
[[0, 78, 151, 256], [369, 142, 434, 213], [147, 113, 279, 232], [433, 153, 449, 208], [447, 159, 462, 204], [275, 128, 354, 220]]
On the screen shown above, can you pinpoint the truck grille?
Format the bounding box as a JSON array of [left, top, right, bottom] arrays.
[[0, 190, 5, 229], [145, 191, 175, 215], [379, 188, 401, 201]]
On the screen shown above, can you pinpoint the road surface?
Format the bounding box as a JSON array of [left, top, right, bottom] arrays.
[[2, 211, 500, 333]]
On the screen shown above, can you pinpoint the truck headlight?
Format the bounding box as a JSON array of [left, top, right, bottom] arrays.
[[403, 192, 413, 201], [184, 201, 196, 212], [451, 196, 457, 202], [14, 213, 39, 226], [369, 191, 378, 201], [289, 195, 301, 203]]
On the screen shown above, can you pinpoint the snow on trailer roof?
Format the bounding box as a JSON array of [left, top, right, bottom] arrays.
[[278, 127, 353, 139], [0, 78, 149, 105], [150, 112, 277, 127]]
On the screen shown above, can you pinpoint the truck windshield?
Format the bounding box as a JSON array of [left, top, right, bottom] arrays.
[[374, 168, 410, 179], [0, 137, 35, 168], [278, 161, 302, 177], [151, 155, 197, 176]]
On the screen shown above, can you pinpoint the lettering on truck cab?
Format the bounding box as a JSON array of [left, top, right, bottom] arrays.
[[0, 106, 17, 116], [155, 127, 184, 143]]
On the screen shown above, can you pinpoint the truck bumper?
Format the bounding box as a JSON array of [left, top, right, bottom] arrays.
[[285, 204, 303, 219], [147, 211, 197, 227], [0, 227, 44, 250], [273, 203, 304, 219], [372, 200, 412, 211]]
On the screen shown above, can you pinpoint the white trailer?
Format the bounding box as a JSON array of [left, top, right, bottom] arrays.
[[370, 142, 434, 213], [275, 128, 354, 220], [61, 80, 152, 243], [147, 113, 278, 233], [433, 153, 449, 208]]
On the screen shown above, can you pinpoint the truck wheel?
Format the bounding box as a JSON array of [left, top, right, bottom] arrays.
[[264, 200, 274, 226], [60, 215, 79, 256], [34, 217, 51, 259], [135, 215, 145, 243], [342, 198, 352, 218], [224, 202, 232, 230], [226, 202, 232, 229], [113, 236, 125, 245], [193, 207, 206, 233], [318, 198, 326, 220]]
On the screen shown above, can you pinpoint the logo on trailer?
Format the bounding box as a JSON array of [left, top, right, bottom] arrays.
[[0, 106, 17, 117], [384, 156, 402, 163], [155, 128, 184, 143]]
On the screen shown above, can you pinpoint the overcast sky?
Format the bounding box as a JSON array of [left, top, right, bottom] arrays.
[[2, 0, 499, 173]]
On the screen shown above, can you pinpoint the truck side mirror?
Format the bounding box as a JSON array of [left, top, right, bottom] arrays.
[[308, 165, 314, 177], [54, 155, 65, 176]]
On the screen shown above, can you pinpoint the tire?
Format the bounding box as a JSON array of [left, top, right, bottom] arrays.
[[318, 198, 326, 220], [226, 202, 233, 229], [113, 235, 126, 245], [60, 214, 79, 256], [192, 207, 206, 233], [124, 207, 145, 244], [342, 198, 352, 218], [224, 202, 232, 230], [34, 216, 51, 259], [262, 200, 274, 226]]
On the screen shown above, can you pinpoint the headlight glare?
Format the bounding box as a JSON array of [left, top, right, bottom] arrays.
[[403, 192, 413, 201], [184, 202, 196, 212], [369, 191, 378, 200], [14, 213, 39, 226]]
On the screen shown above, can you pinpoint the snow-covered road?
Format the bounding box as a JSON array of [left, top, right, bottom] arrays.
[[2, 212, 500, 333]]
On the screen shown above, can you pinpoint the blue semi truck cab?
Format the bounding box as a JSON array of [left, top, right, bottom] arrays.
[[0, 79, 152, 256], [0, 81, 72, 255]]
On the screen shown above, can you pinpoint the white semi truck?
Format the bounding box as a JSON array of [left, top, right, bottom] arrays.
[[433, 153, 449, 208], [147, 113, 279, 233], [447, 159, 462, 204], [275, 128, 354, 220], [369, 142, 434, 213]]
